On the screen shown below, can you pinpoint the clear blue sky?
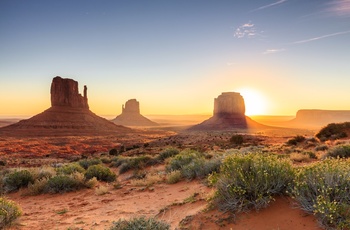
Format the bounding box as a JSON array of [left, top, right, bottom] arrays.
[[1, 0, 350, 116]]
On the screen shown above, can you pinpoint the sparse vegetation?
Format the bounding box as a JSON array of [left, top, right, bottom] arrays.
[[211, 153, 294, 214], [3, 169, 34, 192], [166, 170, 182, 184], [286, 135, 306, 145], [78, 158, 102, 170], [0, 197, 22, 229], [292, 159, 350, 229], [45, 173, 87, 194], [166, 150, 221, 180], [316, 122, 350, 141], [156, 148, 179, 161], [110, 216, 170, 230], [56, 163, 85, 175], [84, 164, 116, 182], [230, 134, 244, 145], [324, 144, 350, 159]]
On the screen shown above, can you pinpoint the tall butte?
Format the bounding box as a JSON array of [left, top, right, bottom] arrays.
[[0, 76, 130, 136], [189, 92, 265, 130], [111, 99, 158, 126]]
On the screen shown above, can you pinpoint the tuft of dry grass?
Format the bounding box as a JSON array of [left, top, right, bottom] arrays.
[[290, 153, 311, 163], [130, 173, 163, 187], [95, 185, 109, 195]]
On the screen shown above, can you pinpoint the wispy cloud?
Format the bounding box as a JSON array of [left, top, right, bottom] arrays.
[[234, 22, 258, 38], [251, 0, 287, 12], [326, 0, 350, 17], [263, 48, 286, 54], [292, 30, 350, 44]]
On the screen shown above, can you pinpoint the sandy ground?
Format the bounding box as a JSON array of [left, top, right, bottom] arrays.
[[7, 179, 321, 230]]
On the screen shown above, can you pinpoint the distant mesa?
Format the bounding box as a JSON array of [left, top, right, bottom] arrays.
[[289, 109, 350, 128], [111, 99, 158, 126], [0, 76, 130, 136], [189, 92, 265, 130]]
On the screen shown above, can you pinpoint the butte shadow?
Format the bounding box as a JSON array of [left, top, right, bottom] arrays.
[[188, 92, 267, 131], [0, 76, 131, 136]]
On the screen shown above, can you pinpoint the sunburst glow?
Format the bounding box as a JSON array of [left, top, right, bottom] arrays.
[[235, 88, 267, 115]]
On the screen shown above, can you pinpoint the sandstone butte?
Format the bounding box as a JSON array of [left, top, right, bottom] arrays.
[[111, 99, 158, 126], [189, 92, 266, 130], [0, 76, 130, 136]]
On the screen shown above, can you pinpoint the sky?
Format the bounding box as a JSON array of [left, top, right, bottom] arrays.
[[1, 0, 350, 117]]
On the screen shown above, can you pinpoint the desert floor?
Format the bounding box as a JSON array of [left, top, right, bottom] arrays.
[[0, 123, 326, 230]]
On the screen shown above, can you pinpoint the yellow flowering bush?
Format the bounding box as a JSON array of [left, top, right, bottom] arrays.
[[292, 159, 350, 229]]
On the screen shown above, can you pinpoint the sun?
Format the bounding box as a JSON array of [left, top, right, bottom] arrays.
[[235, 88, 267, 116]]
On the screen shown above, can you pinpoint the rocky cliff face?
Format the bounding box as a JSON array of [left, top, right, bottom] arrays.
[[112, 99, 158, 126], [214, 92, 245, 116], [0, 76, 129, 136], [51, 76, 89, 109], [189, 92, 264, 130], [289, 109, 350, 128], [122, 99, 140, 114]]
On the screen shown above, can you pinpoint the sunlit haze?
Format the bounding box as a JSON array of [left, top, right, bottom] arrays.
[[1, 0, 350, 117]]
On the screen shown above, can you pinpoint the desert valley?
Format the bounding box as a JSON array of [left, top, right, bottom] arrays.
[[0, 76, 350, 230], [2, 1, 350, 229]]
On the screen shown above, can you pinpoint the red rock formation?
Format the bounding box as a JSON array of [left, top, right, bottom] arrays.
[[51, 76, 89, 109], [189, 92, 265, 130], [112, 99, 158, 126], [0, 76, 130, 136]]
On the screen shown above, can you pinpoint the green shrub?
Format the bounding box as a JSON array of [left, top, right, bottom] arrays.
[[166, 170, 182, 184], [0, 197, 22, 229], [156, 148, 179, 161], [286, 135, 306, 145], [56, 163, 85, 175], [110, 216, 170, 230], [316, 122, 350, 141], [212, 153, 294, 214], [44, 174, 84, 193], [3, 170, 34, 192], [324, 145, 350, 159], [85, 165, 116, 182], [116, 155, 158, 174], [230, 134, 244, 145], [78, 159, 102, 170], [166, 150, 204, 172], [292, 159, 350, 229], [180, 158, 221, 180], [100, 157, 112, 164]]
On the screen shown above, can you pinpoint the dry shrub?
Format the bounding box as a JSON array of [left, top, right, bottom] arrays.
[[0, 197, 22, 229], [166, 170, 182, 184], [95, 185, 109, 195], [290, 153, 311, 163], [130, 173, 163, 187]]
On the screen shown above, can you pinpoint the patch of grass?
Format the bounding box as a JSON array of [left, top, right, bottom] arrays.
[[78, 159, 102, 170], [292, 159, 350, 229], [324, 145, 350, 159], [211, 153, 294, 214], [0, 197, 22, 229], [290, 152, 311, 163], [84, 165, 116, 182], [166, 170, 182, 184], [56, 163, 85, 175], [56, 208, 68, 215], [109, 216, 170, 230], [95, 185, 109, 195], [316, 122, 350, 141], [3, 169, 34, 192], [156, 148, 179, 161]]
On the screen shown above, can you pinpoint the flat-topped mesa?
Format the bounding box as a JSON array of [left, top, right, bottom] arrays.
[[51, 76, 89, 109], [112, 99, 158, 126], [214, 92, 245, 117], [188, 92, 265, 130], [122, 99, 140, 114]]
